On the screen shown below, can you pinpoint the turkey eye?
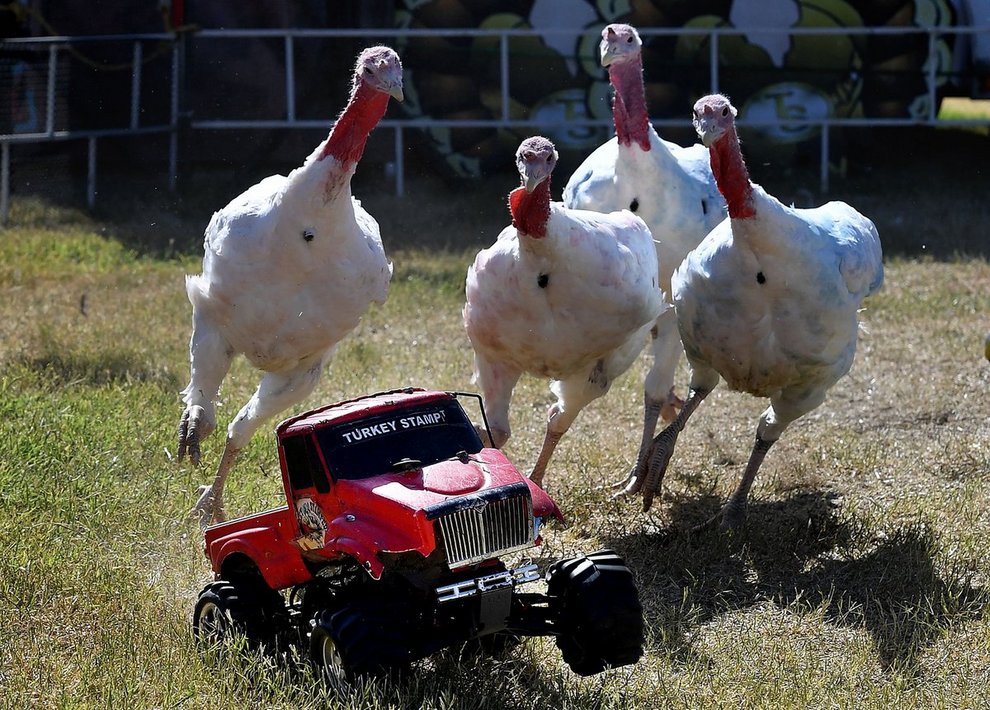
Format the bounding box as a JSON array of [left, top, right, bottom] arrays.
[[303, 229, 315, 242], [546, 155, 552, 162], [626, 36, 633, 43], [722, 107, 729, 116]]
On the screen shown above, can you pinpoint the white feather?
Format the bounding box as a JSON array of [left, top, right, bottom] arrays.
[[674, 184, 883, 403], [464, 160, 663, 481]]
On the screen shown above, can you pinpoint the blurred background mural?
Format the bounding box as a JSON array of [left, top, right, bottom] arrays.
[[1, 0, 987, 178]]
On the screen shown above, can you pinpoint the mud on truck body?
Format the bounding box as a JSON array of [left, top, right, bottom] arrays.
[[192, 387, 644, 682]]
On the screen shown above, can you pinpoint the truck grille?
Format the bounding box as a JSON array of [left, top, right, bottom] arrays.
[[434, 493, 534, 568]]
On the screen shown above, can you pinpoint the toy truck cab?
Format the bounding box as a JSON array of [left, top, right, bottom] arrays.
[[204, 388, 561, 587], [194, 388, 644, 683]]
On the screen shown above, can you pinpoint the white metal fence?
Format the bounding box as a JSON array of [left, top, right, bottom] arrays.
[[2, 24, 989, 224], [0, 32, 180, 223]]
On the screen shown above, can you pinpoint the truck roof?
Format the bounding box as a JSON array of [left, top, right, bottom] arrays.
[[276, 387, 454, 436]]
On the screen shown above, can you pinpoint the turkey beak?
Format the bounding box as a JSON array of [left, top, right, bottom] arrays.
[[521, 161, 549, 193], [524, 171, 542, 193], [694, 116, 715, 147], [387, 83, 404, 102], [600, 28, 618, 67]]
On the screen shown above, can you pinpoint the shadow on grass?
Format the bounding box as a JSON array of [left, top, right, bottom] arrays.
[[796, 521, 986, 673], [196, 625, 627, 710], [12, 348, 179, 388], [606, 490, 988, 676]]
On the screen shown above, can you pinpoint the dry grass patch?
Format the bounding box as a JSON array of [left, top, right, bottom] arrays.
[[1, 166, 989, 707]]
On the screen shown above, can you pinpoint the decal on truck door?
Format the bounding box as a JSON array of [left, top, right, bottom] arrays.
[[294, 497, 328, 551]]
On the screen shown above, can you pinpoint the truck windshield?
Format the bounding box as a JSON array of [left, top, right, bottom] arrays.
[[314, 400, 484, 481]]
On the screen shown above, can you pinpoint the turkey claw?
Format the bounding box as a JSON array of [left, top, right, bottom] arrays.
[[607, 469, 639, 494], [177, 405, 205, 465], [189, 484, 224, 531], [611, 473, 658, 510], [620, 425, 679, 511]]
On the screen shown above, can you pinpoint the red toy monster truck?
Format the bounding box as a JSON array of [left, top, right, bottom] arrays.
[[192, 387, 644, 682]]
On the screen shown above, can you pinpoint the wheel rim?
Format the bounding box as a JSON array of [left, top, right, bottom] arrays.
[[316, 633, 347, 689], [195, 600, 227, 642]]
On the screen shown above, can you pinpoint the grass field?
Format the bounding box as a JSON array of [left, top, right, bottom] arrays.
[[1, 123, 989, 709], [938, 98, 990, 134]]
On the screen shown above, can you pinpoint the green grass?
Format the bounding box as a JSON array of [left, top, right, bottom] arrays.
[[938, 97, 990, 135], [2, 142, 990, 709]]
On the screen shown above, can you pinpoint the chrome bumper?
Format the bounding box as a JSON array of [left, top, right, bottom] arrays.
[[435, 563, 540, 603]]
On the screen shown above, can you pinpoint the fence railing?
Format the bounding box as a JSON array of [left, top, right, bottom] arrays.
[[2, 24, 989, 224], [0, 33, 180, 222]]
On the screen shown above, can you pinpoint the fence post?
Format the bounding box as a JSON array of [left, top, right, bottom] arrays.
[[394, 125, 404, 197], [131, 41, 143, 129], [285, 35, 296, 122], [46, 44, 57, 136], [1, 142, 9, 226], [709, 31, 719, 94], [169, 34, 181, 192], [927, 29, 938, 123], [819, 122, 829, 193], [500, 33, 510, 122], [87, 137, 97, 208]]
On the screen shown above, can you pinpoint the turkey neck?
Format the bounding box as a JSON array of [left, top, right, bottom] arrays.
[[709, 126, 755, 219], [319, 80, 390, 166], [608, 58, 651, 152], [509, 178, 552, 238]]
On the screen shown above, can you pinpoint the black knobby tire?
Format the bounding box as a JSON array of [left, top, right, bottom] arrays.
[[546, 549, 645, 676], [310, 600, 414, 685], [192, 579, 286, 652]]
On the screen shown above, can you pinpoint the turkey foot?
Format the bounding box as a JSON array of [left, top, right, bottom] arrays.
[[615, 423, 680, 511], [188, 440, 242, 529], [693, 436, 773, 533], [615, 386, 709, 510], [189, 484, 225, 530], [177, 405, 205, 465]]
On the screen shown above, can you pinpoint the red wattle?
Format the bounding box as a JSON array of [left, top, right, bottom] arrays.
[[509, 181, 551, 238]]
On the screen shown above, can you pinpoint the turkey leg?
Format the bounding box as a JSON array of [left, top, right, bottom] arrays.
[[616, 386, 710, 510]]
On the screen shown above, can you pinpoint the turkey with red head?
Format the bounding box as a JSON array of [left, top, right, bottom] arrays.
[[619, 93, 883, 531], [178, 46, 403, 527], [563, 23, 726, 489], [464, 136, 663, 486]]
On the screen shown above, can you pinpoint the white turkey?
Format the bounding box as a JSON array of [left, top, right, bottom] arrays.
[[178, 46, 402, 526], [563, 23, 726, 484], [464, 136, 663, 485], [619, 93, 884, 531]]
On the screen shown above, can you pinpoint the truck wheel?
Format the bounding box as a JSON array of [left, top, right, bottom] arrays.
[[546, 549, 644, 676], [192, 580, 284, 652], [310, 620, 348, 690], [310, 601, 412, 685]]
